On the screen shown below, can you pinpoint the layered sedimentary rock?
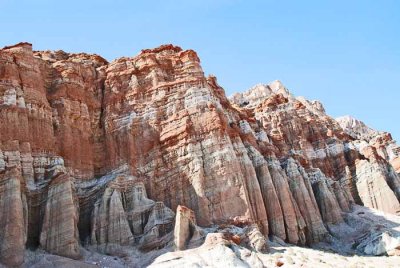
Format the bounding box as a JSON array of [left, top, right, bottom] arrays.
[[40, 173, 80, 259], [268, 159, 306, 245], [0, 167, 27, 267], [246, 147, 286, 241], [283, 158, 328, 244], [101, 46, 269, 234], [91, 186, 134, 253], [241, 225, 269, 253], [355, 159, 400, 214], [337, 116, 400, 174], [336, 115, 379, 141], [174, 205, 205, 250], [310, 171, 344, 224], [89, 175, 175, 253], [1, 42, 400, 265], [232, 83, 400, 216]]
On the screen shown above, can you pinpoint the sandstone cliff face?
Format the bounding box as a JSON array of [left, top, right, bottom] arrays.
[[40, 173, 80, 259], [101, 46, 269, 232], [1, 42, 400, 265], [88, 175, 175, 254], [337, 115, 400, 174], [283, 158, 328, 244], [336, 115, 379, 141], [174, 205, 204, 251], [0, 167, 27, 267]]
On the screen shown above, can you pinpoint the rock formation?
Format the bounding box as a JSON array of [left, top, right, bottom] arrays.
[[311, 173, 344, 224], [241, 225, 269, 253], [174, 205, 205, 251], [1, 42, 400, 266], [0, 167, 27, 267], [355, 159, 400, 214], [337, 115, 400, 174], [89, 175, 175, 253], [39, 173, 80, 259], [336, 115, 379, 141], [283, 158, 328, 244]]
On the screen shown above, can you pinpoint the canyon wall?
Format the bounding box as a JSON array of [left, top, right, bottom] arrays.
[[1, 42, 400, 265]]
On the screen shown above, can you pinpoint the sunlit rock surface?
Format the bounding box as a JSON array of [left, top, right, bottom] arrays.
[[1, 42, 400, 267]]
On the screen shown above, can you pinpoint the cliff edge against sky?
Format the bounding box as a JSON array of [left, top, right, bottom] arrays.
[[1, 42, 400, 267]]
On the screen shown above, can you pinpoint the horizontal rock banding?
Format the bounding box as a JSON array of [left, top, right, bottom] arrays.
[[1, 42, 400, 265]]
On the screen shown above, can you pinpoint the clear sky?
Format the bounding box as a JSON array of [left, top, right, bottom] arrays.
[[1, 0, 399, 141]]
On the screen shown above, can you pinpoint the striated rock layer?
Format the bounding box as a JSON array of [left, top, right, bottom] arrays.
[[39, 173, 80, 259], [0, 167, 27, 267], [1, 42, 400, 265]]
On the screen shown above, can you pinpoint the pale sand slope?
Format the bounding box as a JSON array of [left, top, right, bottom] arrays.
[[150, 243, 400, 268]]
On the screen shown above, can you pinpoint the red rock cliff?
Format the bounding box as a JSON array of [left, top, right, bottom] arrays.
[[1, 42, 400, 265]]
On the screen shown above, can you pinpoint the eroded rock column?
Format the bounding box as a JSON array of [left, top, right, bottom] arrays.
[[40, 174, 81, 259], [0, 167, 27, 267]]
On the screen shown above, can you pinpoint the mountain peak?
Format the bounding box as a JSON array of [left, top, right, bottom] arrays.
[[230, 80, 292, 108], [336, 115, 378, 141], [140, 44, 183, 54]]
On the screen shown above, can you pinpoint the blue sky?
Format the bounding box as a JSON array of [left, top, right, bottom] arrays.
[[1, 0, 399, 141]]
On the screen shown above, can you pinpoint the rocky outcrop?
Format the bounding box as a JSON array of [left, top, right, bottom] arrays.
[[331, 181, 352, 212], [357, 231, 400, 256], [173, 205, 205, 251], [231, 81, 352, 180], [284, 158, 328, 244], [40, 174, 80, 259], [0, 167, 27, 267], [337, 116, 400, 174], [309, 170, 344, 224], [90, 187, 133, 253], [393, 158, 400, 174], [268, 159, 306, 245], [355, 159, 400, 214], [246, 147, 286, 241], [90, 175, 175, 253], [242, 225, 268, 253], [371, 133, 400, 175], [101, 46, 269, 233], [336, 115, 379, 141], [174, 205, 196, 250], [150, 232, 266, 268], [1, 42, 400, 265], [139, 201, 175, 251]]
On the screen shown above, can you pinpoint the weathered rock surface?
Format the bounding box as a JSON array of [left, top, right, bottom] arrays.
[[336, 115, 379, 141], [242, 225, 269, 253], [40, 174, 80, 259], [0, 167, 27, 267], [355, 159, 400, 214], [310, 170, 344, 224], [337, 115, 400, 174], [174, 205, 204, 251], [284, 158, 328, 244], [268, 159, 306, 245], [150, 207, 400, 267], [393, 158, 400, 174], [88, 175, 176, 253], [90, 187, 134, 253], [357, 231, 400, 256], [1, 42, 400, 265]]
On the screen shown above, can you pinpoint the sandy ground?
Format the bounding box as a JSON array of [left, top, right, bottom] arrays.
[[150, 242, 400, 268]]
